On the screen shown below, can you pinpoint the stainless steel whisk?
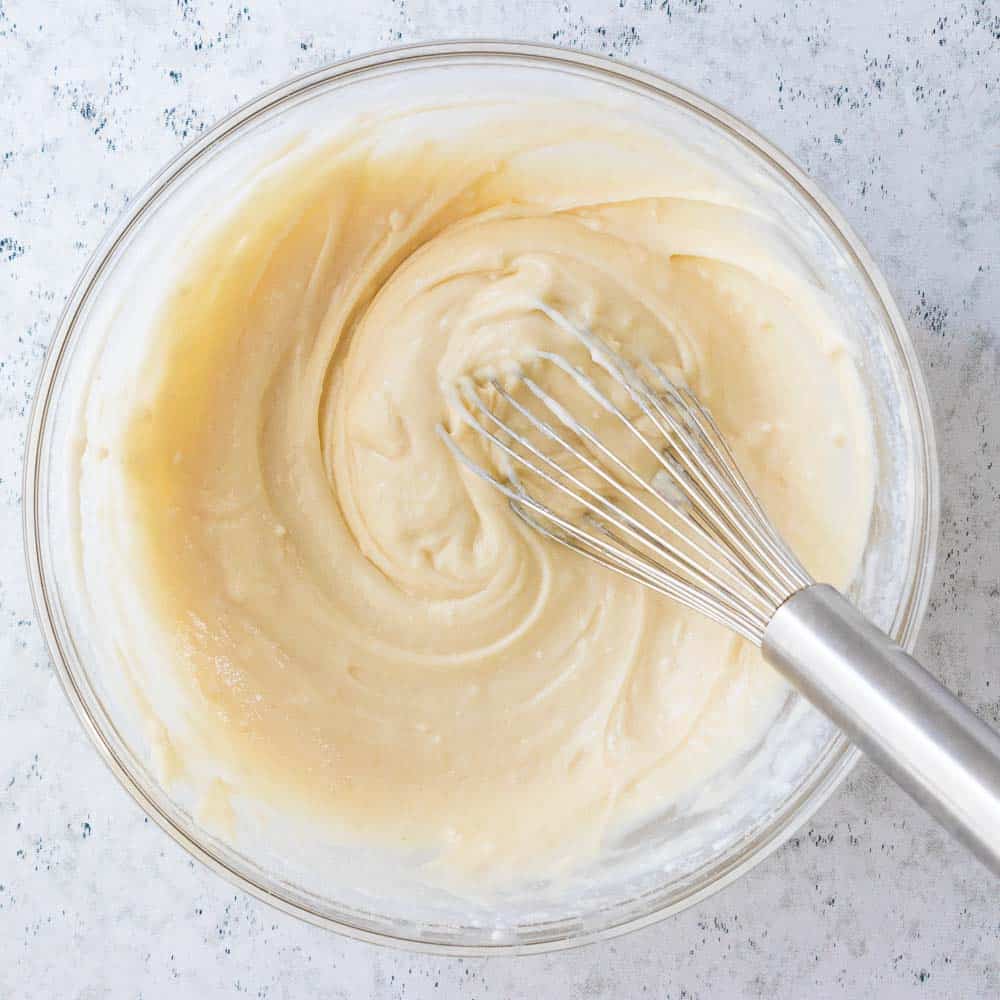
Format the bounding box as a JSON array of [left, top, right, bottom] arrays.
[[439, 304, 1000, 874]]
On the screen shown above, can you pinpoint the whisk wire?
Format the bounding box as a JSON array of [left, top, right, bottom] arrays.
[[439, 305, 814, 643], [437, 427, 761, 639], [522, 351, 788, 611], [635, 368, 806, 599], [661, 373, 812, 593], [454, 380, 766, 628], [529, 321, 798, 608], [511, 374, 772, 614]]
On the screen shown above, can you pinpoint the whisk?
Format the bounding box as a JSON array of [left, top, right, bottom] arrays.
[[439, 304, 1000, 874]]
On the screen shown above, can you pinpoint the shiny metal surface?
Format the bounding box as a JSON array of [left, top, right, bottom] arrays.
[[447, 312, 999, 875], [441, 303, 812, 645], [763, 585, 1000, 874]]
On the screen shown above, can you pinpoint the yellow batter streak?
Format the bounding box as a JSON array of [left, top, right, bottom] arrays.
[[118, 105, 874, 878]]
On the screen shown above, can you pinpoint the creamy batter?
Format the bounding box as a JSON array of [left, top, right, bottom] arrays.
[[109, 105, 874, 880]]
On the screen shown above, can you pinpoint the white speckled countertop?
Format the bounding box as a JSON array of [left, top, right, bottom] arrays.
[[1, 1, 998, 997]]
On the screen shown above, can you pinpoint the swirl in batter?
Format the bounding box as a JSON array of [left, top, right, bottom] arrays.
[[116, 106, 874, 878]]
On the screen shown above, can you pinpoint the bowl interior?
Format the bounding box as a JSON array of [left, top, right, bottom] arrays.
[[27, 44, 936, 952]]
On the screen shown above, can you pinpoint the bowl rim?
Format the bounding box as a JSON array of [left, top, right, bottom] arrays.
[[23, 38, 939, 955]]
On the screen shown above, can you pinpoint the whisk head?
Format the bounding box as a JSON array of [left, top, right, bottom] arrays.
[[438, 304, 812, 645]]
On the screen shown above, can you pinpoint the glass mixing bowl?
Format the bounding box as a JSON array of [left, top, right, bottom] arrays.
[[24, 41, 938, 953]]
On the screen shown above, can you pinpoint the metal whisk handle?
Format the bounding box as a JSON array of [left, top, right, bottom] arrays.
[[763, 584, 1000, 874]]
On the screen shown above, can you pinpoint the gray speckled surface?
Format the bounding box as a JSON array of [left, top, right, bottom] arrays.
[[1, 1, 998, 997]]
